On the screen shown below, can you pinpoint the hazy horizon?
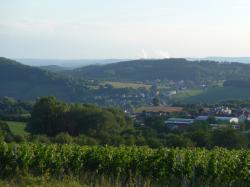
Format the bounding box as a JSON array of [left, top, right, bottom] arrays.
[[1, 0, 250, 59], [11, 57, 250, 67]]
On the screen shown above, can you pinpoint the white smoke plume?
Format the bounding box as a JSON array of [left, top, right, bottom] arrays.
[[154, 50, 171, 59], [141, 49, 148, 59]]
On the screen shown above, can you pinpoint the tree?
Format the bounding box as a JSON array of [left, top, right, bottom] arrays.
[[27, 96, 67, 136], [153, 97, 160, 106], [187, 131, 211, 148], [146, 137, 162, 148], [0, 121, 14, 142], [53, 132, 73, 144], [207, 116, 216, 124], [163, 134, 194, 148], [144, 116, 169, 133], [187, 121, 210, 132], [27, 97, 133, 137], [211, 128, 247, 149]]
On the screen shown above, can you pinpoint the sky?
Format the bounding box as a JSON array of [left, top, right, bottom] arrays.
[[1, 0, 250, 59]]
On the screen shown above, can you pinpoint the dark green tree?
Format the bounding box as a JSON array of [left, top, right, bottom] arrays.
[[211, 128, 247, 148], [187, 131, 211, 148], [153, 97, 160, 106]]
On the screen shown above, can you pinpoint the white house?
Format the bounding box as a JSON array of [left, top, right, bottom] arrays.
[[196, 116, 239, 124]]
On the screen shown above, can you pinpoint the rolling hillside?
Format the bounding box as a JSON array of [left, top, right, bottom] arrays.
[[39, 65, 71, 72], [0, 57, 90, 101], [173, 86, 250, 104], [3, 57, 250, 104], [69, 58, 250, 83]]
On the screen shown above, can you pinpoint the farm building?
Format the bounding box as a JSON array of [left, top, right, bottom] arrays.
[[135, 106, 183, 116], [165, 118, 194, 129], [196, 116, 239, 124]]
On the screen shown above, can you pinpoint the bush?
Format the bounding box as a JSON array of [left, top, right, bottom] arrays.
[[211, 128, 248, 149], [187, 131, 211, 148], [14, 134, 25, 143], [4, 134, 14, 143], [28, 135, 50, 144], [164, 134, 195, 148], [53, 133, 73, 144], [73, 134, 98, 146]]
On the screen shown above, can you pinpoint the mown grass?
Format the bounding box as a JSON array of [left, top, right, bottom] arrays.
[[6, 121, 28, 136], [0, 175, 87, 187], [172, 89, 204, 101], [173, 86, 250, 104], [103, 81, 152, 89]]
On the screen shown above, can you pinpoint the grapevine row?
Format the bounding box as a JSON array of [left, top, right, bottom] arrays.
[[0, 143, 249, 185]]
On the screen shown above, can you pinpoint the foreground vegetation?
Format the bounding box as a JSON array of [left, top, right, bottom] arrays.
[[0, 143, 249, 186], [1, 96, 250, 149], [1, 96, 250, 186]]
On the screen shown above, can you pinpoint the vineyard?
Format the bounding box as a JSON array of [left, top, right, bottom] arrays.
[[0, 143, 250, 186]]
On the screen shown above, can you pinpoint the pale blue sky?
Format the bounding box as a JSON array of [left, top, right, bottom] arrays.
[[1, 0, 250, 58]]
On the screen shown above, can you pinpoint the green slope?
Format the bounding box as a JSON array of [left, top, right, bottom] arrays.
[[0, 57, 90, 101], [174, 86, 250, 103], [69, 58, 250, 83], [6, 121, 28, 136]]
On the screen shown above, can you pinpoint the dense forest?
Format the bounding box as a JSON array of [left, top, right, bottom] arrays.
[[0, 57, 91, 101], [69, 58, 250, 83], [0, 58, 150, 107]]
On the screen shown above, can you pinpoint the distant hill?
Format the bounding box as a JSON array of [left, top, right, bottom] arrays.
[[0, 57, 90, 101], [16, 59, 129, 68], [189, 57, 250, 64], [39, 65, 70, 72], [173, 80, 250, 103], [4, 57, 250, 105], [68, 58, 250, 83], [173, 86, 250, 104]]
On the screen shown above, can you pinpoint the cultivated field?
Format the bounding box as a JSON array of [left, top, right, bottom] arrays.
[[6, 121, 28, 136]]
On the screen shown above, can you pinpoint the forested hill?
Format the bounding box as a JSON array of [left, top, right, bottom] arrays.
[[0, 57, 89, 101], [69, 58, 250, 82]]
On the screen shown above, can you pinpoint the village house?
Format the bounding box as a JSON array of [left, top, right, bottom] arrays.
[[196, 116, 239, 124], [165, 118, 194, 129], [133, 106, 184, 125]]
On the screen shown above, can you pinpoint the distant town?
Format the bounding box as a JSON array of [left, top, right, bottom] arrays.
[[132, 105, 250, 131]]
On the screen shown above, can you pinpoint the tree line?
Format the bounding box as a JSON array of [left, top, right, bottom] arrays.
[[0, 96, 249, 149]]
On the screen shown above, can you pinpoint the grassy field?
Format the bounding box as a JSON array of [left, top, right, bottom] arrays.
[[6, 121, 28, 136], [172, 89, 204, 101], [173, 86, 250, 103], [0, 176, 89, 187], [103, 81, 151, 89]]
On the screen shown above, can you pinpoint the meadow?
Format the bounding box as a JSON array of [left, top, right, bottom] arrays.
[[173, 86, 250, 104], [102, 81, 152, 89], [5, 121, 28, 136]]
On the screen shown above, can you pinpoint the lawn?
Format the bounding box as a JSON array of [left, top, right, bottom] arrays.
[[6, 121, 28, 136], [173, 86, 250, 104], [172, 89, 204, 101], [103, 81, 152, 89]]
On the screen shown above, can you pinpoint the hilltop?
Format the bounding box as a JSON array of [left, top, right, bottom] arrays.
[[0, 57, 90, 101], [69, 58, 250, 84]]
